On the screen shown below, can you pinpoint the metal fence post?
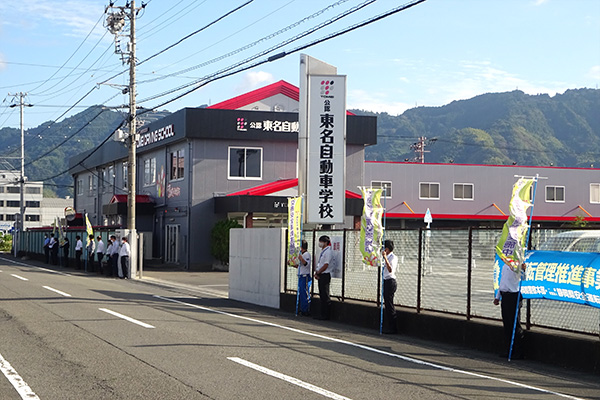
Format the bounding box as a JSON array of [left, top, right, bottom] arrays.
[[417, 227, 423, 313], [341, 229, 347, 302], [526, 299, 531, 330], [284, 228, 288, 292], [467, 226, 473, 320], [311, 229, 316, 298]]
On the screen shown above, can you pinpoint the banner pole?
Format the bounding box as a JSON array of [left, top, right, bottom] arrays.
[[508, 174, 539, 361], [380, 187, 387, 335]]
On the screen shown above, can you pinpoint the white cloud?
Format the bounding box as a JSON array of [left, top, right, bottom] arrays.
[[0, 54, 5, 70], [0, 0, 105, 38], [420, 60, 569, 106], [534, 0, 549, 5], [588, 65, 600, 80], [235, 71, 276, 94]]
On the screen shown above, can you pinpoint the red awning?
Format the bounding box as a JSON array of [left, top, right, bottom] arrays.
[[109, 194, 154, 204], [226, 178, 362, 199]]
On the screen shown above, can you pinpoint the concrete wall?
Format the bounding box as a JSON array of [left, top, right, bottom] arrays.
[[229, 228, 285, 309]]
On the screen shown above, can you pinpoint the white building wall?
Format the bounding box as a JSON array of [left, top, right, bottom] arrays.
[[229, 228, 285, 309]]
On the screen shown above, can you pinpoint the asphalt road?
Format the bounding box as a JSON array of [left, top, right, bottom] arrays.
[[0, 257, 598, 400]]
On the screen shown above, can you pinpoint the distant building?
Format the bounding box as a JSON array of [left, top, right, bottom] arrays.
[[0, 170, 43, 232], [364, 161, 600, 228], [40, 197, 74, 227]]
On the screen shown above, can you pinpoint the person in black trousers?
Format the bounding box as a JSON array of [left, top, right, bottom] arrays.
[[382, 240, 399, 334], [313, 235, 333, 320], [61, 237, 70, 268], [493, 262, 525, 359]]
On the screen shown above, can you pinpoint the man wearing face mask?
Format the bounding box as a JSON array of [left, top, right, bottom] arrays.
[[313, 235, 333, 320]]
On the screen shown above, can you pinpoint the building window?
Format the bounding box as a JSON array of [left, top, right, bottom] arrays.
[[0, 201, 4, 207], [0, 187, 4, 193], [419, 182, 440, 200], [545, 185, 565, 203], [6, 214, 15, 221], [0, 215, 3, 221], [25, 215, 40, 222], [122, 162, 128, 189], [108, 165, 114, 188], [25, 201, 40, 208], [370, 181, 392, 198], [6, 201, 20, 208], [144, 157, 157, 186], [591, 184, 600, 204], [170, 149, 185, 180], [7, 187, 20, 194], [88, 175, 96, 195], [453, 183, 474, 200], [77, 179, 83, 195], [228, 147, 262, 180], [25, 187, 41, 194]]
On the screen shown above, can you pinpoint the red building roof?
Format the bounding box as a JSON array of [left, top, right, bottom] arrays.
[[208, 80, 355, 115], [226, 178, 361, 199]]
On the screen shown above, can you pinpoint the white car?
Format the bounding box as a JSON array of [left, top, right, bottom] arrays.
[[538, 230, 600, 253]]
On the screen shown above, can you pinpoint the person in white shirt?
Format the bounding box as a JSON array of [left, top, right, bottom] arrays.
[[119, 237, 131, 279], [96, 236, 105, 274], [313, 235, 333, 320], [382, 239, 399, 334], [493, 261, 525, 359], [110, 235, 120, 277], [75, 235, 83, 270], [292, 240, 312, 316]]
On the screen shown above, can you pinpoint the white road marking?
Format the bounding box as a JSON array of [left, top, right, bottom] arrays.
[[43, 286, 72, 297], [155, 295, 585, 400], [99, 308, 155, 329], [0, 257, 71, 276], [0, 351, 40, 400], [10, 274, 28, 281], [228, 357, 352, 400]]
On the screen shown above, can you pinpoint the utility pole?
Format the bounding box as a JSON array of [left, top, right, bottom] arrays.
[[8, 92, 33, 256], [410, 136, 437, 163], [105, 0, 145, 277]]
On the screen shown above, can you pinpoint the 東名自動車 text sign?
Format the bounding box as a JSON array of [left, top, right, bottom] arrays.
[[306, 75, 346, 225]]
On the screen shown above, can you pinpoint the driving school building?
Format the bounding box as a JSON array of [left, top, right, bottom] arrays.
[[70, 81, 376, 269]]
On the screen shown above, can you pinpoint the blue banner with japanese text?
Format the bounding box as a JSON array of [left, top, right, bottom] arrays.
[[521, 251, 600, 308]]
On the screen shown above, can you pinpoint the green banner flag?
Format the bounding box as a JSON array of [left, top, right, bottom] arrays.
[[360, 187, 384, 266], [287, 197, 303, 266], [495, 178, 535, 271]]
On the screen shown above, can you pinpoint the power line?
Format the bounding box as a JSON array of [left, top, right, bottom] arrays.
[[23, 108, 111, 169], [139, 0, 254, 68], [138, 0, 348, 85], [137, 0, 208, 41], [32, 31, 110, 97], [99, 0, 255, 87], [137, 0, 377, 104], [27, 12, 105, 94]]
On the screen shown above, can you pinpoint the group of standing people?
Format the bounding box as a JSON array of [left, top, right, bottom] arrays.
[[44, 233, 131, 278], [293, 235, 398, 333]]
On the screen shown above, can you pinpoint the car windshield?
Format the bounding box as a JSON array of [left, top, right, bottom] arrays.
[[538, 236, 572, 251], [539, 236, 600, 252]]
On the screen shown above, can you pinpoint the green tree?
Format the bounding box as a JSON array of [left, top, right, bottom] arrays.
[[210, 219, 242, 265]]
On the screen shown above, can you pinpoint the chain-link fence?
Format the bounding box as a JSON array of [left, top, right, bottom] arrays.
[[284, 227, 600, 337]]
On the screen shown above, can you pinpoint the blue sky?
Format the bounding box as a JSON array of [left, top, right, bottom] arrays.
[[0, 0, 599, 129]]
